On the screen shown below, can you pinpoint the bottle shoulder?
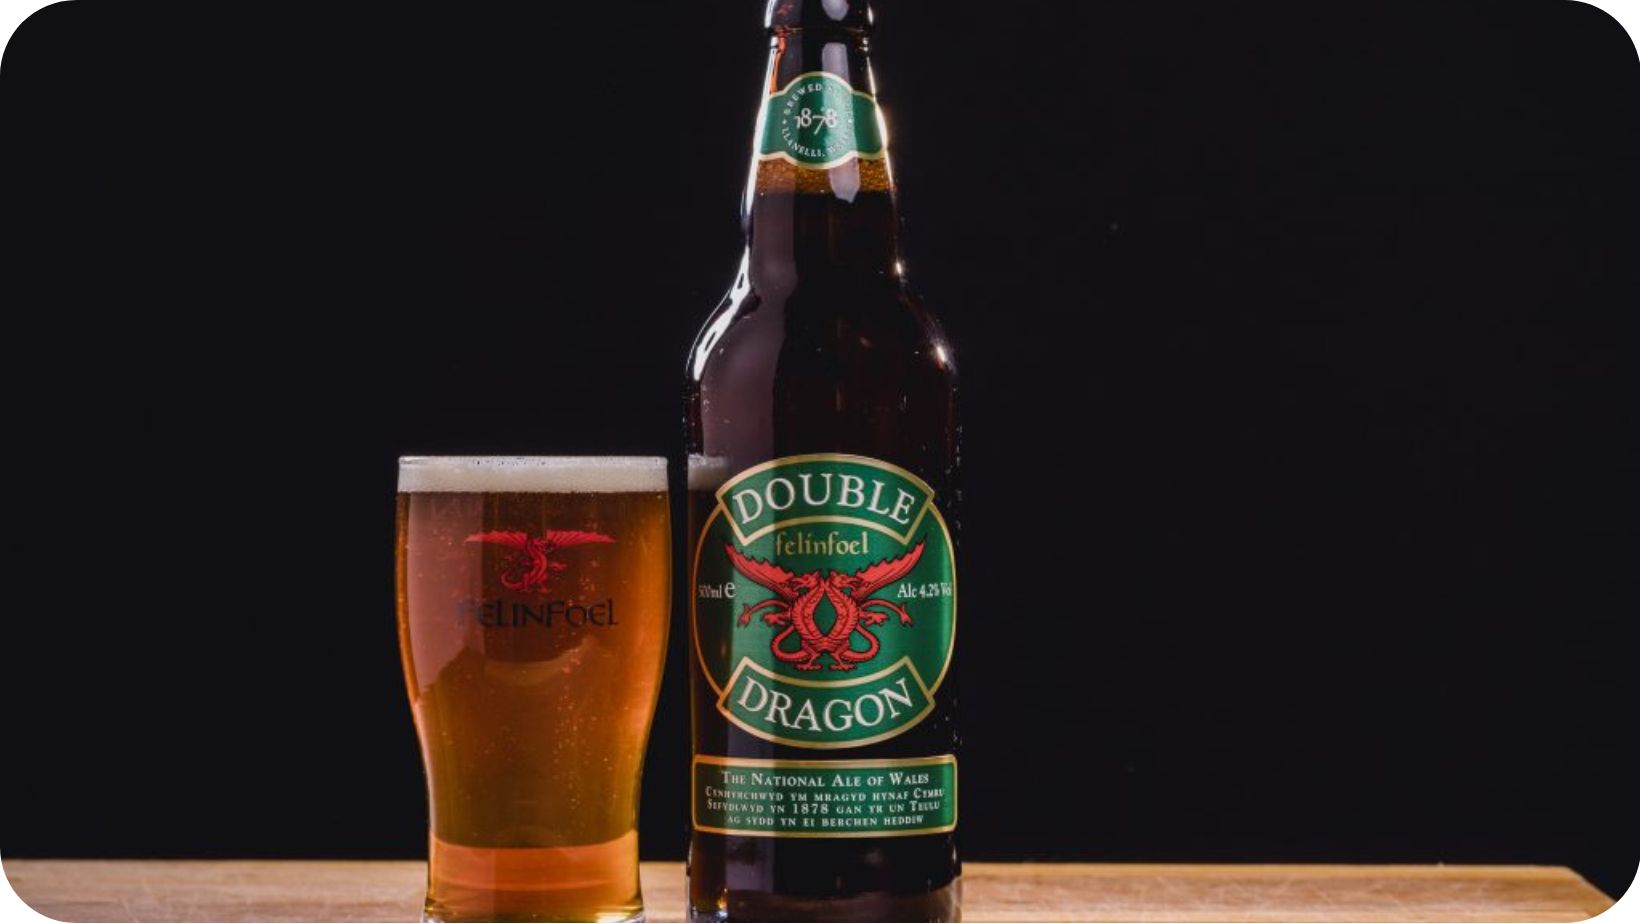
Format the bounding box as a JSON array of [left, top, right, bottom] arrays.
[[686, 274, 955, 388], [684, 265, 960, 491]]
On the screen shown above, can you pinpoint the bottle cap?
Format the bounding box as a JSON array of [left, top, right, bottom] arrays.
[[765, 0, 872, 30]]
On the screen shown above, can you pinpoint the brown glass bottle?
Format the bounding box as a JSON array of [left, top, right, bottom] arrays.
[[684, 1, 959, 920]]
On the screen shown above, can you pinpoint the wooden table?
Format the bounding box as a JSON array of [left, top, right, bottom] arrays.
[[4, 860, 1614, 922]]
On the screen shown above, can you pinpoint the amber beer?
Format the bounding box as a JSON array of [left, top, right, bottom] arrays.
[[684, 1, 960, 919], [396, 457, 670, 923]]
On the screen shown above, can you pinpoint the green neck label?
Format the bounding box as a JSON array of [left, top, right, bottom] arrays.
[[757, 72, 886, 170], [692, 454, 956, 749]]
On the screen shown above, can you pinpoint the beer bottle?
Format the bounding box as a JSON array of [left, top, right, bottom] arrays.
[[684, 1, 959, 919]]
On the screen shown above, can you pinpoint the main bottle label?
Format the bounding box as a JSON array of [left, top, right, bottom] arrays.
[[757, 72, 887, 170], [692, 454, 957, 837], [693, 454, 956, 747]]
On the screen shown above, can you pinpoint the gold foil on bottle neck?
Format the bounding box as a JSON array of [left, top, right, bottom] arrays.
[[754, 157, 893, 196]]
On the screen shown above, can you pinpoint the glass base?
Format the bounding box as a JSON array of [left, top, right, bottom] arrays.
[[423, 831, 644, 923]]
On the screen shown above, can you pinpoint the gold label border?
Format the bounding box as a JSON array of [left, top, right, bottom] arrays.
[[755, 149, 888, 171]]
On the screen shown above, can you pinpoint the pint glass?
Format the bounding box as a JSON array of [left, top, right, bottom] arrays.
[[396, 456, 670, 922]]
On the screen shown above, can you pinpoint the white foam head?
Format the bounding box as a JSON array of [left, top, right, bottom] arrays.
[[398, 456, 668, 494], [687, 454, 733, 491]]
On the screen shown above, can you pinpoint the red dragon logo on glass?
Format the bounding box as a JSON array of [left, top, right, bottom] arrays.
[[725, 541, 924, 671], [466, 530, 614, 594]]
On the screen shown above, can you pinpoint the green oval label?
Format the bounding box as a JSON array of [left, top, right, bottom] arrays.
[[692, 454, 956, 749], [756, 72, 886, 170]]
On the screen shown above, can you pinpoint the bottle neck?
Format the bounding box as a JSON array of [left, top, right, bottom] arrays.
[[742, 28, 903, 293]]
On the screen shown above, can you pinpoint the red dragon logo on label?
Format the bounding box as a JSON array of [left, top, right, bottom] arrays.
[[466, 530, 614, 594], [725, 541, 924, 671]]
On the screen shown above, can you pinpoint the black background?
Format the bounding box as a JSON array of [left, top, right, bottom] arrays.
[[5, 0, 1637, 901]]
